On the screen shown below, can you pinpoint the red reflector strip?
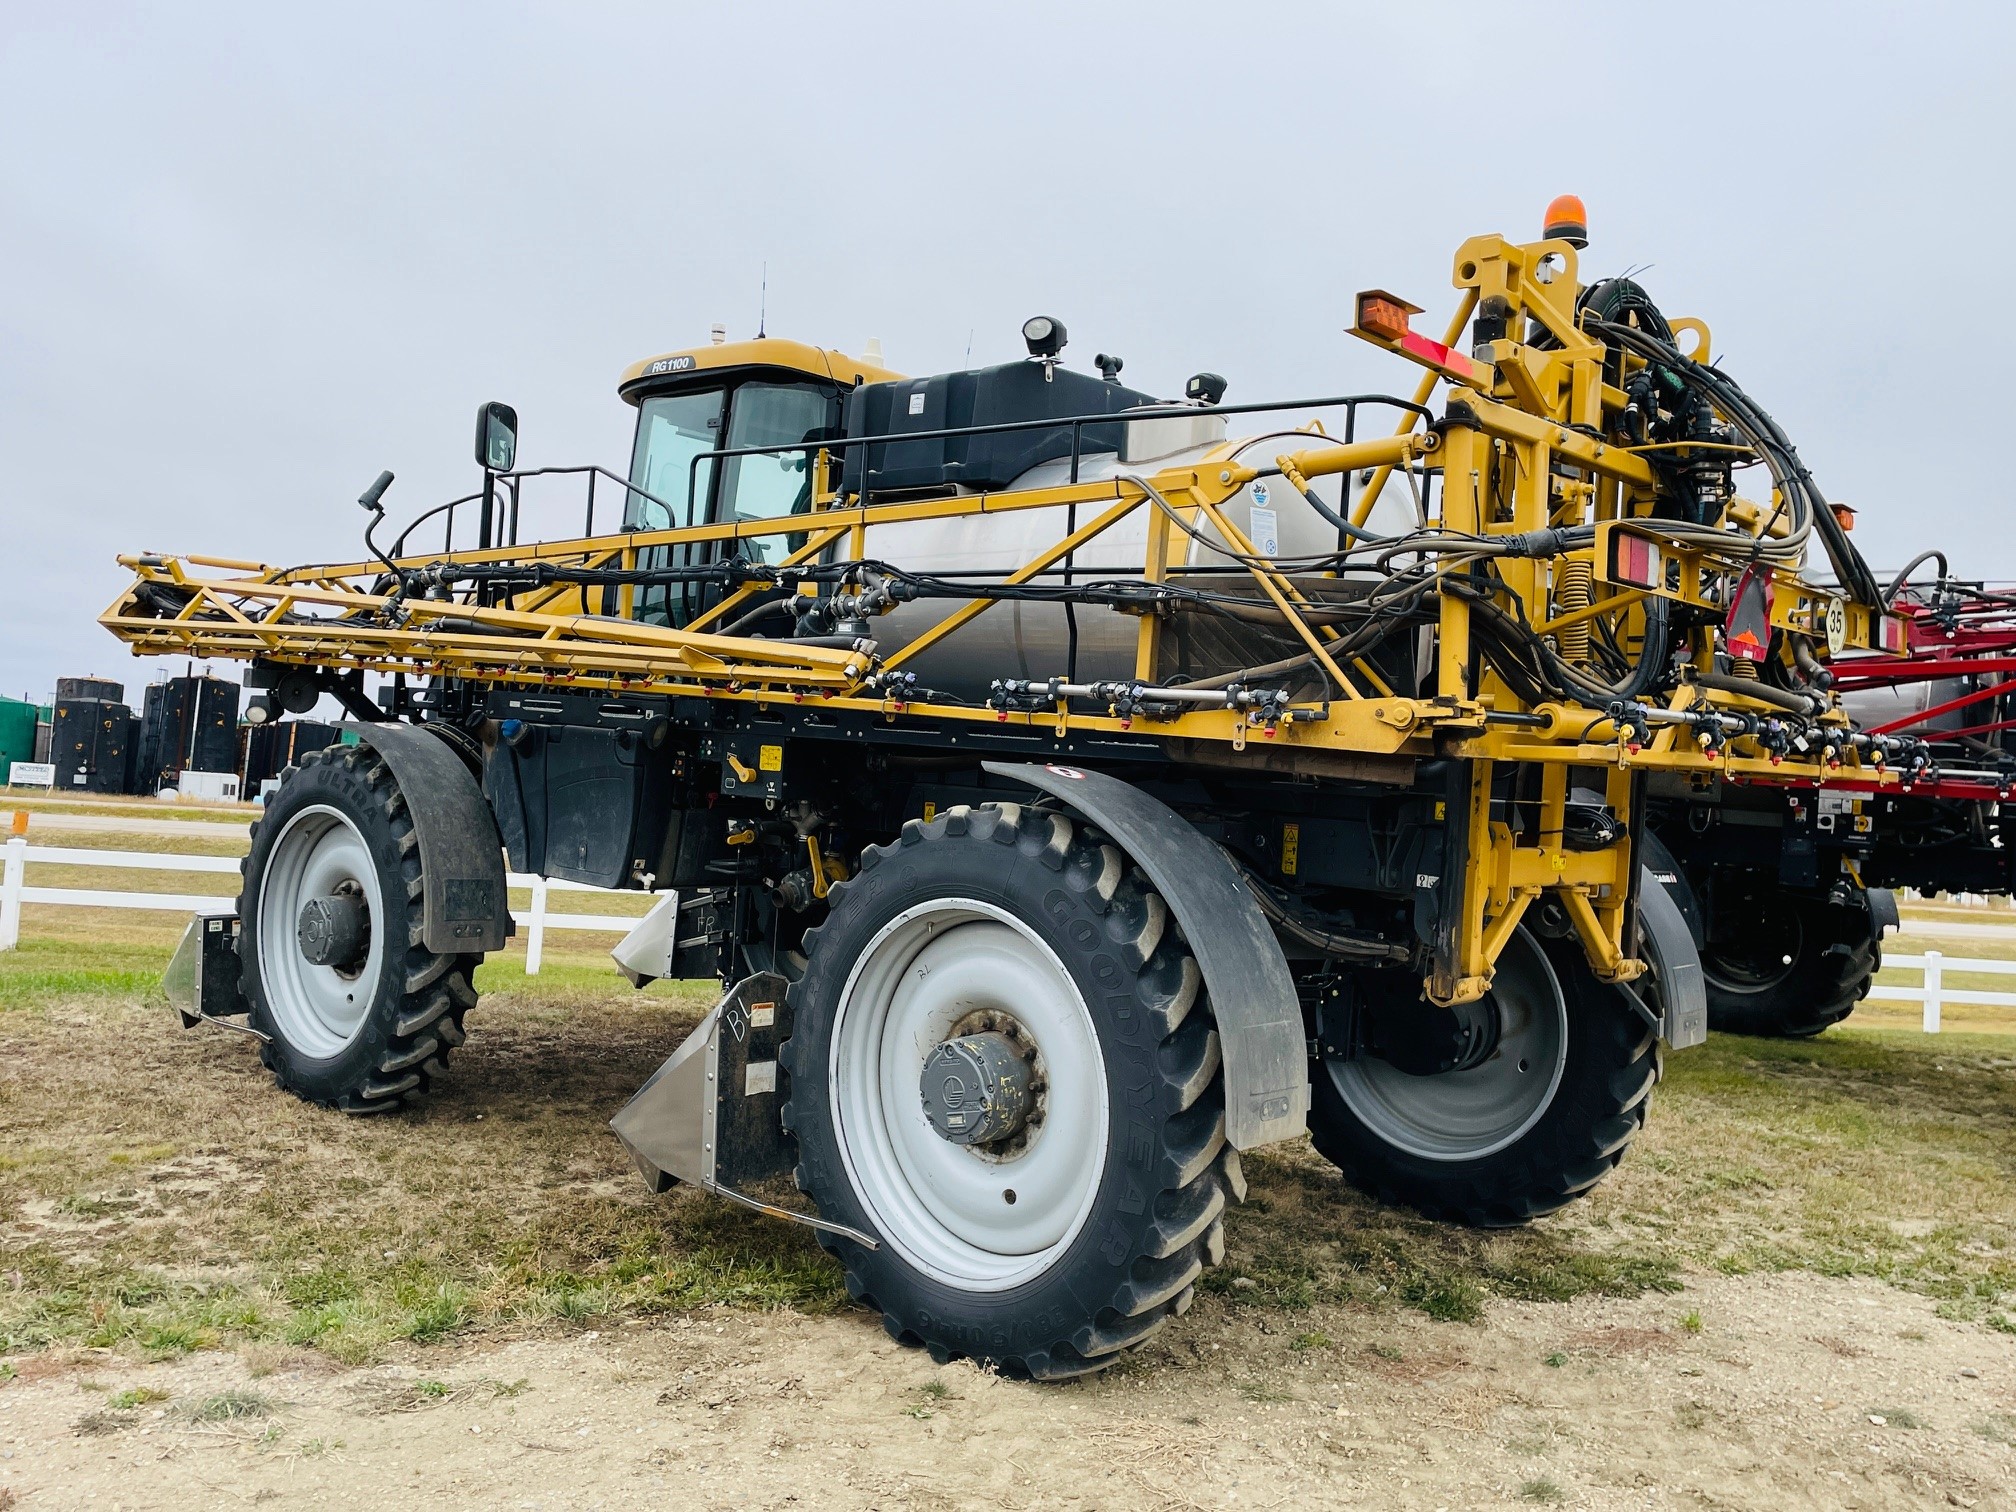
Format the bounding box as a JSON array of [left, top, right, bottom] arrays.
[[1609, 532, 1661, 590], [1880, 614, 1910, 655], [1396, 330, 1488, 385]]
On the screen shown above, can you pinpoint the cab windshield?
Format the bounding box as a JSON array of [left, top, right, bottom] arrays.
[[622, 378, 841, 624], [625, 389, 724, 531]]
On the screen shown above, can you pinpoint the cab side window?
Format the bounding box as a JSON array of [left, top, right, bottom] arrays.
[[719, 383, 840, 565]]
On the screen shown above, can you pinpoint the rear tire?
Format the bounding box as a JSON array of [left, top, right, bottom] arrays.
[[1700, 885, 1877, 1038], [780, 803, 1238, 1379], [1308, 929, 1658, 1226], [239, 744, 480, 1113]]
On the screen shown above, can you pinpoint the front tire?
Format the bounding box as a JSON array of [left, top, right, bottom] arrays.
[[780, 803, 1238, 1378], [1309, 928, 1658, 1226], [239, 744, 480, 1113]]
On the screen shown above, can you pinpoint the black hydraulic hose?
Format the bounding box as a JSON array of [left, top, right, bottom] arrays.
[[787, 634, 877, 651], [1885, 549, 1949, 604], [715, 597, 794, 637], [1174, 651, 1322, 692], [1284, 479, 1388, 545], [1222, 848, 1412, 962], [1788, 633, 1834, 691], [1586, 318, 1883, 608], [1690, 670, 1826, 715], [1457, 580, 1673, 704]]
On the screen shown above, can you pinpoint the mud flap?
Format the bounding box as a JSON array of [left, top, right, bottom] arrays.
[[981, 761, 1308, 1150], [1866, 885, 1900, 937], [608, 972, 876, 1246]]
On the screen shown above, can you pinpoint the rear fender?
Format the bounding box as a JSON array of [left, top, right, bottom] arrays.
[[981, 761, 1308, 1150], [339, 722, 512, 954]]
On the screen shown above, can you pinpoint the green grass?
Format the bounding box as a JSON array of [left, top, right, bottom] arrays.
[[0, 935, 180, 1012], [180, 1388, 275, 1422], [1209, 1023, 2016, 1330], [1974, 1414, 2016, 1445], [1868, 1406, 1926, 1429], [1, 791, 257, 823]]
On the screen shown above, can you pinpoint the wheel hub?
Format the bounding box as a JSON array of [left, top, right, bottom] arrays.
[[920, 1031, 1034, 1146], [1365, 995, 1503, 1077], [297, 886, 369, 972], [1323, 929, 1570, 1162]]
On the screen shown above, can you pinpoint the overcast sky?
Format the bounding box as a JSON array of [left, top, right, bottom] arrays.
[[3, 2, 2011, 705]]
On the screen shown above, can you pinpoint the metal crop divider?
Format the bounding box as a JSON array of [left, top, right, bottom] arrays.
[[0, 837, 647, 975]]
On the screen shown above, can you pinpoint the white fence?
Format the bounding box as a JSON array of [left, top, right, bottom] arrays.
[[7, 836, 2016, 1025], [1867, 951, 2016, 1033], [0, 837, 645, 975]]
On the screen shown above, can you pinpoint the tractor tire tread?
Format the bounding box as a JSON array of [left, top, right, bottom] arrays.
[[780, 804, 1232, 1380]]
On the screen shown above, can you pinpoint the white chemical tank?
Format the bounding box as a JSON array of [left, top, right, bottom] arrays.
[[857, 419, 1424, 699]]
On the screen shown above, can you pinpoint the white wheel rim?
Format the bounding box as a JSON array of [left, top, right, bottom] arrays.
[[1328, 928, 1569, 1162], [257, 804, 385, 1059], [829, 898, 1108, 1290]]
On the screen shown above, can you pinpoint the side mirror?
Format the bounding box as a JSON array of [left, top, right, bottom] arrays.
[[475, 401, 518, 473]]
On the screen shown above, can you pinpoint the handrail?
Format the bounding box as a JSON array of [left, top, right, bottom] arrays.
[[683, 391, 1437, 525], [389, 466, 688, 558], [383, 393, 1438, 583]]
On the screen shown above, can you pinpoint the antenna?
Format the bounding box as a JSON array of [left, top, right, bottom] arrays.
[[757, 261, 767, 339], [965, 328, 974, 366]]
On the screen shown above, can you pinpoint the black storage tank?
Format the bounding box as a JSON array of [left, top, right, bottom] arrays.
[[135, 676, 240, 794], [55, 676, 125, 704], [238, 719, 338, 791], [52, 696, 135, 793]]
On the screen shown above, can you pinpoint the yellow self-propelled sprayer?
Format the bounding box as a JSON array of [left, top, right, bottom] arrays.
[[105, 200, 1921, 1377]]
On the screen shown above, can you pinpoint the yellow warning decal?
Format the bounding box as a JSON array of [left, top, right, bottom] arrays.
[[759, 744, 783, 771], [922, 800, 938, 822], [1281, 822, 1300, 876]]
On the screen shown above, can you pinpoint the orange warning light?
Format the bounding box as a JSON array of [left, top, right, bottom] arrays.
[[1543, 194, 1588, 249]]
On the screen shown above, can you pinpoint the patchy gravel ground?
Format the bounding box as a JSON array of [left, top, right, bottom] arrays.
[[4, 1269, 2013, 1510]]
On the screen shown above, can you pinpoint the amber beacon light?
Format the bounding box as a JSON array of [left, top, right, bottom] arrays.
[[1543, 193, 1588, 248]]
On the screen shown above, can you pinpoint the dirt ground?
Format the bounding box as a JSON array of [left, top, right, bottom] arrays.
[[4, 871, 2016, 1510], [1, 1269, 2011, 1510]]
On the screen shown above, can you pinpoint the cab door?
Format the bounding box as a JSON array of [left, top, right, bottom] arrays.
[[625, 377, 841, 628], [624, 386, 725, 628]]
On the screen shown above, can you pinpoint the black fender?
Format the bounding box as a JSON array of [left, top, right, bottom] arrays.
[[981, 761, 1308, 1150], [1634, 828, 1706, 1047], [338, 722, 513, 954], [1636, 861, 1707, 1048], [1865, 885, 1900, 937], [1636, 828, 1703, 949]]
